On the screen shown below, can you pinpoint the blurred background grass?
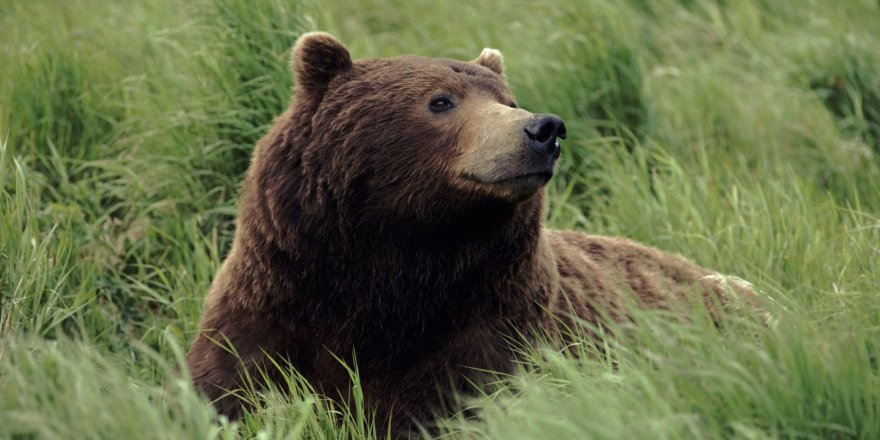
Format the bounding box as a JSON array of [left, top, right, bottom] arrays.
[[1, 0, 879, 438]]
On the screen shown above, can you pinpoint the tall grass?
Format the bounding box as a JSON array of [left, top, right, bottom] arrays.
[[1, 0, 879, 438]]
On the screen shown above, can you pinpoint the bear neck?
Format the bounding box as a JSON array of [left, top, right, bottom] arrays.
[[285, 193, 548, 302], [265, 193, 550, 369]]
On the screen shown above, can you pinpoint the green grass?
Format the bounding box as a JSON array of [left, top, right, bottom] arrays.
[[2, 0, 879, 438]]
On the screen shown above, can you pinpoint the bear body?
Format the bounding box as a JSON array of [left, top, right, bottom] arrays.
[[186, 33, 748, 432]]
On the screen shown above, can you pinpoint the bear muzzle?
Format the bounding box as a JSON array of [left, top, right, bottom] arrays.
[[490, 113, 565, 200], [454, 107, 566, 203]]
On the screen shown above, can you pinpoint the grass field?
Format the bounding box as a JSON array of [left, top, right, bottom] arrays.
[[2, 0, 879, 438]]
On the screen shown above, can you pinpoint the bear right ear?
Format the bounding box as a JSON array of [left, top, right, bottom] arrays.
[[291, 32, 353, 98], [473, 48, 504, 77]]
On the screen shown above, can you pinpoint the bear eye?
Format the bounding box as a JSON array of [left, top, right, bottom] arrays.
[[428, 96, 455, 113]]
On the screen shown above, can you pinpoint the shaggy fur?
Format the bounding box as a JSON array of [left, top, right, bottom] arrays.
[[186, 32, 753, 434]]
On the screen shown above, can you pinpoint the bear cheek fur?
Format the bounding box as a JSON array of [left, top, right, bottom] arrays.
[[301, 88, 462, 224]]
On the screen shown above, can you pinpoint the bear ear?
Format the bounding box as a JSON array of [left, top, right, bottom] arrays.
[[291, 32, 353, 97], [473, 48, 504, 76]]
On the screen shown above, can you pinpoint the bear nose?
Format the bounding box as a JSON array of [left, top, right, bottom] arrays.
[[524, 114, 566, 160]]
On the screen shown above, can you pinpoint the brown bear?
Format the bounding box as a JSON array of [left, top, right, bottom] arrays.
[[186, 32, 754, 434]]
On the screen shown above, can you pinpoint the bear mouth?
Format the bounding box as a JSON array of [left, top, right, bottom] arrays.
[[463, 171, 552, 185], [491, 171, 553, 201], [492, 171, 553, 186], [461, 170, 553, 200]]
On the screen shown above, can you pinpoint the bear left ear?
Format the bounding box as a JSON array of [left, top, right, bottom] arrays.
[[473, 48, 504, 76], [291, 32, 353, 98]]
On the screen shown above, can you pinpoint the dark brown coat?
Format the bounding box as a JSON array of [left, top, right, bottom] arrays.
[[186, 32, 752, 434]]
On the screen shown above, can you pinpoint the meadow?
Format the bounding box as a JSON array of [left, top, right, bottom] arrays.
[[1, 0, 879, 438]]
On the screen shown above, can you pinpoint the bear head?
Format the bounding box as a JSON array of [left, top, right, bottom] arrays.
[[285, 32, 566, 230]]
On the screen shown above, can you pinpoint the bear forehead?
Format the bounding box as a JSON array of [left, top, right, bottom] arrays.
[[353, 55, 511, 98]]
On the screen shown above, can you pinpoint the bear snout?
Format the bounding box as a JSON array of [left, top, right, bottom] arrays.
[[524, 114, 566, 162]]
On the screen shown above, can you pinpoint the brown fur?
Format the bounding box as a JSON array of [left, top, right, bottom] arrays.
[[186, 32, 754, 434]]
